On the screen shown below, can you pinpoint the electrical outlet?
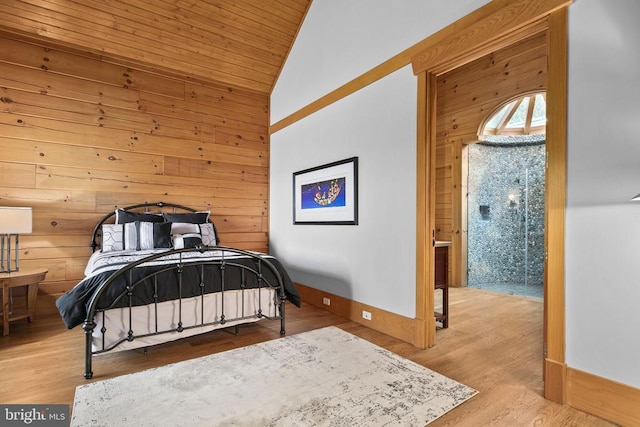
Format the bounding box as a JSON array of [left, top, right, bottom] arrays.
[[322, 297, 331, 306], [362, 310, 372, 320]]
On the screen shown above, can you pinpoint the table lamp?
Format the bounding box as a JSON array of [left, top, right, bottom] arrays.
[[0, 207, 33, 273]]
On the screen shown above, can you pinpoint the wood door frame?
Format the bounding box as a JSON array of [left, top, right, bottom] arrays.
[[412, 0, 570, 403]]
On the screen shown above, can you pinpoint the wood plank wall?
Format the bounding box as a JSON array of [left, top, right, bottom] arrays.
[[0, 35, 270, 315], [435, 32, 547, 287]]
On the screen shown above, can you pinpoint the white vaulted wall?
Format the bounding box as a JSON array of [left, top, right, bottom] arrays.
[[271, 0, 491, 124]]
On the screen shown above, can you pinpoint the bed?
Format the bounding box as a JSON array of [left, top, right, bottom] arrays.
[[55, 202, 300, 379]]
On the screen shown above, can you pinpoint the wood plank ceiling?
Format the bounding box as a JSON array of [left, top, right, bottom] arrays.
[[0, 0, 311, 94]]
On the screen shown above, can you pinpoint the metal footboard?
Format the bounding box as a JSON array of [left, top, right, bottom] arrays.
[[81, 246, 287, 379]]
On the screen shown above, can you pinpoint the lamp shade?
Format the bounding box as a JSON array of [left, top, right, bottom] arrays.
[[0, 207, 33, 234]]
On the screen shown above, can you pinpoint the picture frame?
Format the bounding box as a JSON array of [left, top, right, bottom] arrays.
[[293, 157, 358, 225]]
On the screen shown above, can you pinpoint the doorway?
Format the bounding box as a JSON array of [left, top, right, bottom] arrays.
[[411, 3, 568, 403], [466, 93, 546, 299]]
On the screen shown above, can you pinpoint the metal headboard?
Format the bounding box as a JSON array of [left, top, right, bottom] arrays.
[[90, 202, 218, 252]]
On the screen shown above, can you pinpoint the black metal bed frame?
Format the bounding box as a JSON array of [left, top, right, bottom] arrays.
[[81, 202, 286, 379], [89, 201, 220, 252]]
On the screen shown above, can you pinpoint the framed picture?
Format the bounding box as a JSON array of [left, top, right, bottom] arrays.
[[293, 157, 358, 225]]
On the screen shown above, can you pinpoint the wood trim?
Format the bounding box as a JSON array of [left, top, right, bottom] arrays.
[[415, 72, 429, 348], [426, 72, 438, 347], [459, 144, 469, 288], [269, 51, 412, 134], [544, 7, 568, 402], [566, 367, 640, 426], [411, 0, 570, 76], [545, 358, 567, 404], [414, 71, 437, 348], [451, 139, 463, 288], [295, 283, 416, 344]]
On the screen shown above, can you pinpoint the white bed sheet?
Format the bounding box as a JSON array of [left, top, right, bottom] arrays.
[[92, 288, 278, 354]]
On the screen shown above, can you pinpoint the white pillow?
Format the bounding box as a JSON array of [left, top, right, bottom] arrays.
[[171, 223, 202, 249], [101, 224, 124, 252], [199, 223, 217, 246]]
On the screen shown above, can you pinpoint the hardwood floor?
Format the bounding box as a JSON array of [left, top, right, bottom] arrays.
[[0, 287, 615, 426]]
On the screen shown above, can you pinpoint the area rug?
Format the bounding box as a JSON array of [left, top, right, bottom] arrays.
[[71, 326, 477, 426]]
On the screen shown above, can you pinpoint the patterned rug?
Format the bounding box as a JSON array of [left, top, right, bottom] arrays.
[[71, 326, 477, 426]]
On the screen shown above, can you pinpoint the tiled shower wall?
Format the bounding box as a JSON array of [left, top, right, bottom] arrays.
[[467, 140, 545, 288]]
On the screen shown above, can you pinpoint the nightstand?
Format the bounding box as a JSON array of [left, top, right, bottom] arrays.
[[0, 268, 48, 336]]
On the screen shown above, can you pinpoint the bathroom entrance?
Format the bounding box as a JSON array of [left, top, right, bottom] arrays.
[[465, 92, 546, 299]]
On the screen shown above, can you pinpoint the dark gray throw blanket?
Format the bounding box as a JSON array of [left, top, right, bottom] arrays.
[[56, 252, 300, 329]]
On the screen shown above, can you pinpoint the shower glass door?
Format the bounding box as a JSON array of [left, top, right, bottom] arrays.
[[466, 140, 545, 298]]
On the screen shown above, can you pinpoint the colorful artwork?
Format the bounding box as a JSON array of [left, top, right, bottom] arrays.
[[301, 177, 346, 210], [293, 157, 358, 225]]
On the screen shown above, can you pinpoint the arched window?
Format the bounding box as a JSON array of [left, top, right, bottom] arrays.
[[478, 92, 546, 143]]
